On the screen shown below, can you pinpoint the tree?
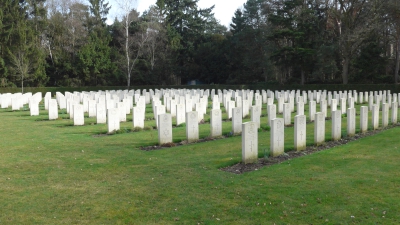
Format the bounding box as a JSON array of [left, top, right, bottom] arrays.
[[26, 0, 49, 87], [0, 0, 48, 88], [156, 0, 217, 83], [78, 0, 116, 86], [7, 9, 33, 93], [385, 0, 400, 83], [268, 0, 304, 84], [8, 47, 32, 93], [142, 6, 168, 72], [115, 0, 140, 88], [46, 1, 90, 86], [228, 0, 271, 84], [114, 6, 151, 87], [0, 2, 8, 86], [352, 37, 388, 83], [330, 0, 381, 84], [79, 32, 115, 86]]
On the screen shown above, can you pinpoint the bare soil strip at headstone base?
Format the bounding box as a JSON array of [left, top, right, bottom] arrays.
[[221, 125, 399, 174]]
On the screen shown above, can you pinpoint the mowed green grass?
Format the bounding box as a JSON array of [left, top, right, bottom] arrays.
[[0, 102, 400, 224]]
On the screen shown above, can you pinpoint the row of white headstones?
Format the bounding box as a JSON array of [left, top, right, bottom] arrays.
[[1, 89, 399, 164]]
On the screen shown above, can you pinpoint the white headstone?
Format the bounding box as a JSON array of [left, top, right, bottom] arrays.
[[340, 98, 346, 114], [232, 107, 243, 134], [382, 103, 389, 128], [1, 94, 11, 108], [106, 99, 115, 110], [155, 105, 166, 128], [250, 105, 261, 128], [158, 113, 173, 144], [123, 98, 130, 114], [360, 106, 368, 133], [294, 115, 306, 151], [331, 99, 337, 112], [170, 99, 177, 117], [392, 102, 398, 124], [88, 100, 96, 117], [347, 108, 355, 136], [48, 99, 58, 120], [289, 96, 295, 112], [242, 99, 249, 118], [283, 103, 291, 125], [212, 98, 220, 110], [210, 109, 222, 137], [296, 101, 304, 116], [267, 104, 276, 125], [74, 104, 84, 126], [11, 96, 21, 111], [331, 110, 341, 141], [30, 100, 39, 116], [44, 92, 51, 110], [176, 104, 185, 126], [348, 97, 354, 109], [59, 96, 66, 109], [242, 121, 258, 164], [278, 97, 284, 113], [320, 100, 327, 117], [270, 118, 284, 157], [309, 101, 316, 122], [96, 103, 107, 124], [107, 108, 120, 133], [314, 112, 325, 145], [227, 100, 235, 119], [186, 111, 199, 142], [118, 102, 127, 122], [195, 102, 204, 123], [185, 98, 192, 113], [371, 105, 379, 130], [359, 92, 364, 104], [82, 98, 89, 113], [368, 95, 374, 111], [267, 98, 273, 106], [133, 106, 144, 128]]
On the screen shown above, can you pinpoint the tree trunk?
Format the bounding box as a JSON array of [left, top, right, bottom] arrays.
[[125, 18, 130, 88], [395, 37, 400, 84], [342, 56, 350, 84], [301, 70, 305, 85], [263, 67, 267, 82]]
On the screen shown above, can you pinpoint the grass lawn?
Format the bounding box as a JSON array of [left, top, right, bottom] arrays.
[[0, 101, 400, 224]]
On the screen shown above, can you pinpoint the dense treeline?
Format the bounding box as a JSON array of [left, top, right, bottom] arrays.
[[0, 0, 400, 88]]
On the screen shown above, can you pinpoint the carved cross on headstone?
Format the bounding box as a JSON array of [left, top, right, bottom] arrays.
[[163, 129, 169, 137]]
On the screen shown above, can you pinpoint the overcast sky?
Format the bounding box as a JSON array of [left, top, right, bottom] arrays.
[[107, 0, 247, 27]]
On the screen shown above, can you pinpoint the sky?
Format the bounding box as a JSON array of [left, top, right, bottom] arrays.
[[107, 0, 247, 27]]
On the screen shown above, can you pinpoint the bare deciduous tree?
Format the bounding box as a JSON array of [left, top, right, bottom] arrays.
[[143, 6, 166, 71], [116, 0, 150, 88], [8, 48, 32, 94]]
